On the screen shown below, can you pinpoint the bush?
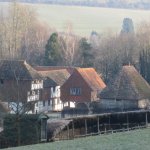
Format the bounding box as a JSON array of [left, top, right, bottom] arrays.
[[2, 114, 41, 148]]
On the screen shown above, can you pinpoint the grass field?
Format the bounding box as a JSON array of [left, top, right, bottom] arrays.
[[31, 4, 150, 36], [6, 128, 150, 150], [1, 3, 150, 36]]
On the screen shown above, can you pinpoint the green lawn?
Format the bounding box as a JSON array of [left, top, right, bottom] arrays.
[[6, 128, 150, 150], [1, 3, 150, 36]]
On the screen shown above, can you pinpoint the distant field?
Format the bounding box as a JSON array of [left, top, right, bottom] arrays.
[[6, 128, 150, 150], [1, 3, 150, 36]]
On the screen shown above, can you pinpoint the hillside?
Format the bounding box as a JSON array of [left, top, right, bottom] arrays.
[[1, 0, 150, 10], [25, 4, 150, 36], [6, 128, 150, 150], [1, 3, 150, 36]]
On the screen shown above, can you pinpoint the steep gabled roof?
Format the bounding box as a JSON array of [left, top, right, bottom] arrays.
[[100, 65, 150, 100], [39, 69, 70, 86], [0, 60, 42, 80], [76, 68, 106, 91], [34, 66, 77, 74], [42, 77, 57, 88]]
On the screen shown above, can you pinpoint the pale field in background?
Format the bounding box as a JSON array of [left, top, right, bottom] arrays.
[[1, 2, 150, 36]]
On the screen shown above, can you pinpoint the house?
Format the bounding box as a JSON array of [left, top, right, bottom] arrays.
[[35, 69, 71, 112], [61, 68, 106, 108], [99, 65, 150, 112], [34, 77, 57, 113], [0, 60, 43, 113]]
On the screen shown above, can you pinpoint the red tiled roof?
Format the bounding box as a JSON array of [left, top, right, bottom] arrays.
[[76, 68, 106, 91]]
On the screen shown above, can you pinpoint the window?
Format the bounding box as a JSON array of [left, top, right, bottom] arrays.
[[36, 102, 38, 107], [43, 101, 45, 107], [116, 99, 122, 101], [48, 100, 50, 106], [70, 87, 81, 96], [0, 79, 4, 85]]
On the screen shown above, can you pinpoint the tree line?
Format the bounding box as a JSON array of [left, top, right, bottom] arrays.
[[1, 0, 150, 10], [0, 2, 150, 84], [44, 18, 150, 84], [0, 2, 52, 65]]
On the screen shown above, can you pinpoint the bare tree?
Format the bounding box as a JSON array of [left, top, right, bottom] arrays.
[[136, 21, 150, 51], [0, 1, 51, 64], [0, 1, 45, 146], [59, 22, 80, 66]]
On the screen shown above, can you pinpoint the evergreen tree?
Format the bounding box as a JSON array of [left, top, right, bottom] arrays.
[[121, 18, 134, 34], [139, 48, 150, 83], [79, 38, 94, 67], [44, 33, 62, 66]]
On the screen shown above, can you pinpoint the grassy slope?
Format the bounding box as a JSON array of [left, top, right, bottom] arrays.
[[32, 4, 150, 36], [6, 128, 150, 150], [1, 3, 150, 36]]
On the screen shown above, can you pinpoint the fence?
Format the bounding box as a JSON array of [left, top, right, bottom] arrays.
[[74, 124, 149, 138]]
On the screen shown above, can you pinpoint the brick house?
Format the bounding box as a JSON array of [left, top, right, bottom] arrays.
[[61, 68, 106, 107], [0, 60, 43, 113]]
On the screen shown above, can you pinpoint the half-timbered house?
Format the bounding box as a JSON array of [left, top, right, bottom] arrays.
[[0, 60, 43, 113], [36, 69, 70, 112]]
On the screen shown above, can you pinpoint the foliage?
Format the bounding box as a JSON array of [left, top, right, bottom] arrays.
[[6, 128, 150, 150], [79, 38, 94, 67], [139, 48, 150, 83], [1, 0, 150, 10], [45, 32, 62, 66], [0, 2, 50, 64], [2, 114, 41, 148], [2, 3, 150, 37], [58, 23, 80, 66], [121, 18, 134, 34]]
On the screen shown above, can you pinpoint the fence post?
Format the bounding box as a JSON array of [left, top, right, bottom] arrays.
[[127, 113, 129, 130], [146, 112, 148, 127], [97, 116, 100, 134], [109, 115, 111, 130], [67, 125, 69, 139], [85, 119, 87, 135], [72, 120, 74, 138], [105, 124, 106, 134]]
